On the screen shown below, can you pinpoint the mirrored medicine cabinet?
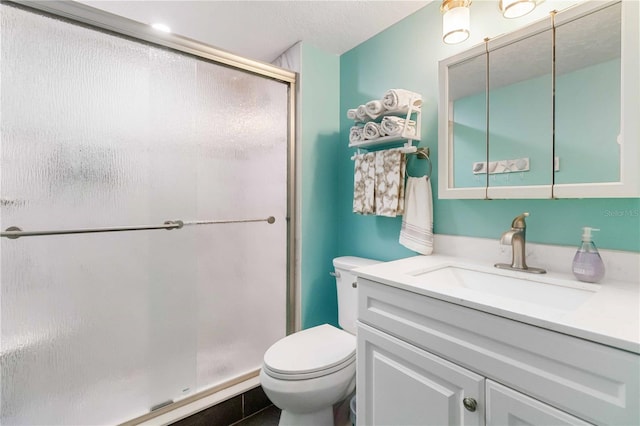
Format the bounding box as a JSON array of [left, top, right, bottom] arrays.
[[438, 0, 639, 199]]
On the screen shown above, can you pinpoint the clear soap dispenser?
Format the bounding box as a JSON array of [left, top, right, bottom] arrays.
[[572, 227, 605, 283]]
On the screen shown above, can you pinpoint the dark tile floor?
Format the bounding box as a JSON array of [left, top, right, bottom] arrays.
[[170, 386, 277, 426], [231, 404, 281, 426]]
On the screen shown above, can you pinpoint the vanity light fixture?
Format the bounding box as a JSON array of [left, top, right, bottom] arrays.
[[499, 0, 539, 19], [441, 0, 472, 45], [441, 0, 544, 44]]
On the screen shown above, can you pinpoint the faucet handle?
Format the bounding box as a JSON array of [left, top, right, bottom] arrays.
[[511, 212, 529, 229]]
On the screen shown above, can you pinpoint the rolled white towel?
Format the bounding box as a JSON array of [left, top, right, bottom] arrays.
[[356, 105, 368, 121], [382, 89, 423, 112], [363, 122, 382, 140], [347, 109, 358, 120], [349, 126, 364, 144], [365, 100, 384, 120], [380, 116, 416, 137]]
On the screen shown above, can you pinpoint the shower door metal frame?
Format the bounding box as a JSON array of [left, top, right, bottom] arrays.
[[3, 0, 299, 422]]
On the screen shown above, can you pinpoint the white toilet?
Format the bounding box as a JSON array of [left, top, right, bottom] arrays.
[[260, 256, 380, 426]]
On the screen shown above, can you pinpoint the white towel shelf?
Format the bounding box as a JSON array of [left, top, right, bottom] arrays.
[[348, 91, 422, 151], [352, 105, 422, 124], [349, 135, 417, 149], [350, 145, 428, 161]]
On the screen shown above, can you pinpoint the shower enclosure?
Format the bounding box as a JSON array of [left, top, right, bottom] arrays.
[[0, 2, 295, 424]]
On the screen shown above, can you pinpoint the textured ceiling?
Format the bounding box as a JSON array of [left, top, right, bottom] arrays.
[[79, 1, 431, 63]]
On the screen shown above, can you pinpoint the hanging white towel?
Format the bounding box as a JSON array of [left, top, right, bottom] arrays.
[[353, 152, 376, 214], [399, 176, 433, 255], [347, 109, 358, 120], [374, 149, 406, 217], [382, 89, 423, 112]]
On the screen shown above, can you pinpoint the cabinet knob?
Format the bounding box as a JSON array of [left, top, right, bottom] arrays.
[[352, 281, 357, 288], [462, 397, 477, 412]]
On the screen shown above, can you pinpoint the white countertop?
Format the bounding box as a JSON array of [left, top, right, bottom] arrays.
[[354, 255, 640, 354]]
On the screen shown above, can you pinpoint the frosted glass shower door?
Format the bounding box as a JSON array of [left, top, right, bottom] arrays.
[[1, 3, 289, 425], [191, 61, 288, 390]]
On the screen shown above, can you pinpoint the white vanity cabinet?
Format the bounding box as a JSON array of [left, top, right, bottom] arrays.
[[485, 380, 591, 426], [358, 324, 484, 426], [356, 278, 640, 426]]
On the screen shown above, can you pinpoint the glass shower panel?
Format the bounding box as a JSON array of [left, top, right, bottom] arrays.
[[145, 48, 200, 408], [192, 62, 288, 388], [0, 5, 192, 424], [1, 3, 288, 424]]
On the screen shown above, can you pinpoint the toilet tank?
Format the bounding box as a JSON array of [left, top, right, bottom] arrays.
[[333, 256, 381, 334]]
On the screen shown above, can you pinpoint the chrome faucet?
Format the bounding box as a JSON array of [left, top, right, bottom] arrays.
[[494, 212, 546, 274]]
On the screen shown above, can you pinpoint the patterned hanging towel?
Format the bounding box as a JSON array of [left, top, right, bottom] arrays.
[[353, 152, 376, 214], [374, 149, 406, 217], [399, 176, 433, 255]]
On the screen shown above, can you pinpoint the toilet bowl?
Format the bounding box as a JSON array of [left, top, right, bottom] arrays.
[[260, 324, 356, 425], [260, 256, 380, 426]]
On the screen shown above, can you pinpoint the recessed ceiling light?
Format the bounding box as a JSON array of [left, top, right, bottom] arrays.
[[151, 23, 171, 33]]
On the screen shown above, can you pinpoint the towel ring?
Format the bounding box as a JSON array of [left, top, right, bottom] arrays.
[[405, 147, 432, 179]]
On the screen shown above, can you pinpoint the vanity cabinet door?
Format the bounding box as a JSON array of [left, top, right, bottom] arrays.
[[486, 380, 593, 426], [357, 323, 485, 426]]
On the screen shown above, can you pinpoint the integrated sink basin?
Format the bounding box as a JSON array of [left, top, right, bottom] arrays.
[[409, 265, 599, 319], [354, 254, 639, 354]]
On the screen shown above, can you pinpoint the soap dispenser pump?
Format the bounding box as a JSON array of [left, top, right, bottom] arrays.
[[572, 227, 605, 283]]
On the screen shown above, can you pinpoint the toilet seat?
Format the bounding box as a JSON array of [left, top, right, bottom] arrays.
[[263, 324, 356, 380]]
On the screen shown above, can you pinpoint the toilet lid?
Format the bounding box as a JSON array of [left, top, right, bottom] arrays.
[[263, 324, 356, 378]]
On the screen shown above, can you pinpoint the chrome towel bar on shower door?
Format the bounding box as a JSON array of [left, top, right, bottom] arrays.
[[0, 216, 276, 239]]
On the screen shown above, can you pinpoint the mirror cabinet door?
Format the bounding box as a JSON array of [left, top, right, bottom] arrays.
[[554, 2, 621, 187], [438, 0, 638, 199], [449, 53, 488, 193], [439, 44, 489, 199], [487, 27, 553, 198]]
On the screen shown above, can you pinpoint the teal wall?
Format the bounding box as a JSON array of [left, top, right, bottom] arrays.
[[337, 2, 639, 257], [300, 43, 341, 329]]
